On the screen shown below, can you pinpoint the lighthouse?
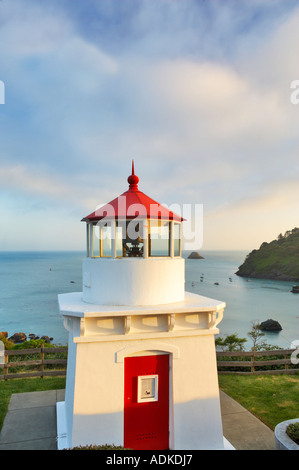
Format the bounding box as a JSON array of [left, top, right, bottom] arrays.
[[56, 162, 226, 450]]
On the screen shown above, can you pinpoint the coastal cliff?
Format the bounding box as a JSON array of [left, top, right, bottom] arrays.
[[236, 228, 299, 281]]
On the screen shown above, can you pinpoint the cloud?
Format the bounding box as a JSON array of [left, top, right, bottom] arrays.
[[0, 0, 299, 249], [0, 164, 68, 198], [207, 177, 299, 218]]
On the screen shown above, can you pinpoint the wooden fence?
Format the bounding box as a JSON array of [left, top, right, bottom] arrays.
[[1, 346, 299, 380], [217, 348, 299, 375], [0, 344, 68, 380]]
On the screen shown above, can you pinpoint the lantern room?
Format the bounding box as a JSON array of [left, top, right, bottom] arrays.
[[80, 162, 185, 306], [82, 161, 182, 260]]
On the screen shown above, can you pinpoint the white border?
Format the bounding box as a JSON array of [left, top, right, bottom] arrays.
[[137, 374, 158, 403]]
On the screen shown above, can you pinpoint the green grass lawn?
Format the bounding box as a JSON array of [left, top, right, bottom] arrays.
[[0, 377, 66, 431], [219, 373, 299, 430]]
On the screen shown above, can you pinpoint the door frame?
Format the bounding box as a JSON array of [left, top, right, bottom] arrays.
[[123, 350, 173, 450]]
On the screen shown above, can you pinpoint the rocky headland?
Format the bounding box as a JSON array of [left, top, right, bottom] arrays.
[[236, 228, 299, 282]]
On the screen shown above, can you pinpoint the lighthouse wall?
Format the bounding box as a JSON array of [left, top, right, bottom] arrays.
[[62, 316, 81, 448], [64, 331, 224, 450], [82, 257, 185, 306]]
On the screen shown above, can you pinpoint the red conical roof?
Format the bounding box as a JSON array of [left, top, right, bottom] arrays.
[[82, 161, 184, 222]]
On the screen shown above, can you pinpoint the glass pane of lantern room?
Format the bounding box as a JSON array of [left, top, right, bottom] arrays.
[[115, 224, 123, 257], [116, 220, 144, 257], [174, 222, 181, 257], [92, 225, 101, 257], [149, 220, 170, 257], [102, 225, 112, 257]]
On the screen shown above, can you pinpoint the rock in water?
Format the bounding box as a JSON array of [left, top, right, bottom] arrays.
[[260, 319, 282, 331], [8, 332, 27, 343], [41, 335, 51, 344], [188, 252, 204, 259], [291, 285, 299, 293]]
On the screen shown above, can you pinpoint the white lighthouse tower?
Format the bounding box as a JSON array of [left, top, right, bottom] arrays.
[[57, 162, 226, 450]]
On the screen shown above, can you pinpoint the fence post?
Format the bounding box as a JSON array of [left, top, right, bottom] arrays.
[[4, 351, 8, 381], [40, 343, 44, 379], [251, 347, 255, 374]]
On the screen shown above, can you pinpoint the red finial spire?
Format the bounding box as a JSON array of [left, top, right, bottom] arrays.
[[127, 159, 139, 190]]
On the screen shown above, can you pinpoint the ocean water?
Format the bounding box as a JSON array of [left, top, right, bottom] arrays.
[[185, 251, 299, 350], [0, 251, 84, 345], [0, 250, 298, 349]]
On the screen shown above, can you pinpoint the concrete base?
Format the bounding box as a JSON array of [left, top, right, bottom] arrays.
[[0, 390, 65, 450], [0, 390, 274, 450], [275, 419, 299, 450], [56, 401, 69, 450], [223, 437, 235, 450], [56, 399, 235, 450], [220, 391, 275, 450]]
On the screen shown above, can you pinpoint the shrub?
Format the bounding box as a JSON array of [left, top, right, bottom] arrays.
[[11, 339, 54, 350], [6, 340, 66, 375], [69, 444, 128, 450], [286, 422, 299, 445], [0, 335, 14, 350]]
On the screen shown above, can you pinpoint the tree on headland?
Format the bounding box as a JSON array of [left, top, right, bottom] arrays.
[[215, 333, 247, 351], [215, 321, 280, 352], [247, 320, 265, 350]]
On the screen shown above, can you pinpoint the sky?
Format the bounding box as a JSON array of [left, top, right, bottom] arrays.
[[0, 0, 299, 251]]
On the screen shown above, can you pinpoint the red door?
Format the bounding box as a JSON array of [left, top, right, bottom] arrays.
[[124, 354, 169, 450]]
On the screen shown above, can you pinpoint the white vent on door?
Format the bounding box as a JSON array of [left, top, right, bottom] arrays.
[[137, 375, 158, 403]]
